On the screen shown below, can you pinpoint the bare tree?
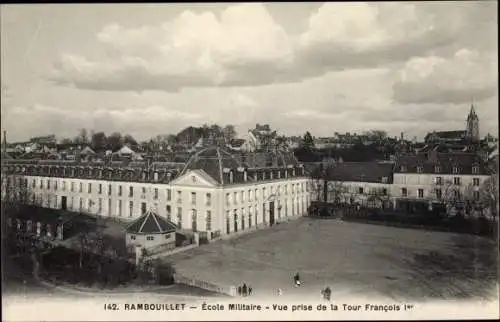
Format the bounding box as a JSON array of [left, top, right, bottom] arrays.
[[479, 175, 498, 222], [326, 181, 349, 205], [366, 187, 391, 209]]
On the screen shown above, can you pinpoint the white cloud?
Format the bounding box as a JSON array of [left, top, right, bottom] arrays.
[[393, 49, 498, 104], [48, 2, 495, 92]]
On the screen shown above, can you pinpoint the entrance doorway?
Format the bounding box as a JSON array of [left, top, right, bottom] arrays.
[[61, 196, 67, 210], [269, 201, 275, 226]]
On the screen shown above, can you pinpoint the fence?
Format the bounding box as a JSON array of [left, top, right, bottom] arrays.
[[173, 273, 229, 296]]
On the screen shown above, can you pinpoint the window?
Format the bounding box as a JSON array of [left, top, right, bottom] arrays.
[[146, 236, 155, 241], [108, 184, 112, 196], [417, 166, 423, 173], [129, 186, 133, 197], [226, 211, 231, 234], [206, 210, 212, 231], [118, 200, 122, 216], [233, 192, 238, 204], [88, 199, 92, 211], [435, 189, 442, 199], [206, 193, 211, 206], [435, 177, 443, 185], [382, 188, 388, 196], [381, 177, 388, 184], [47, 180, 51, 189], [400, 165, 407, 172], [118, 185, 122, 196], [473, 178, 480, 186], [98, 184, 102, 194], [473, 191, 480, 200], [129, 201, 133, 217], [108, 199, 112, 216], [452, 166, 459, 174], [177, 191, 182, 203], [191, 192, 196, 205], [284, 185, 288, 195], [88, 183, 92, 193], [166, 205, 171, 221], [154, 188, 159, 200], [62, 181, 66, 191], [39, 179, 43, 189], [54, 180, 58, 191], [142, 187, 146, 195], [263, 188, 266, 199], [79, 182, 83, 192], [248, 190, 252, 201], [177, 207, 182, 229], [472, 166, 479, 174], [255, 189, 259, 199], [166, 189, 172, 201], [79, 197, 83, 210], [453, 190, 460, 199], [401, 188, 408, 197], [358, 187, 364, 194], [130, 235, 136, 240], [248, 206, 252, 228], [98, 198, 102, 213], [226, 193, 230, 206], [453, 177, 461, 185], [434, 166, 441, 173], [418, 189, 424, 198], [241, 191, 245, 203]]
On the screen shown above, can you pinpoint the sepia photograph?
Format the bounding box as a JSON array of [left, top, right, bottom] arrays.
[[1, 1, 499, 321]]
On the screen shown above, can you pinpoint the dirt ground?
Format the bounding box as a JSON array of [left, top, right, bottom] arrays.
[[166, 217, 499, 301]]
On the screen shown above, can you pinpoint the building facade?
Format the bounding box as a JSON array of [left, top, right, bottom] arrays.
[[2, 147, 311, 240], [393, 151, 491, 212]]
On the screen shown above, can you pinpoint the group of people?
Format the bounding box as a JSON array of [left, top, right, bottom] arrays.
[[321, 286, 332, 301], [237, 283, 252, 296]]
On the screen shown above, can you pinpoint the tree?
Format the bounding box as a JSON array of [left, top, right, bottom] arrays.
[[107, 132, 123, 151], [123, 134, 138, 146], [74, 128, 89, 145], [301, 131, 315, 150], [91, 132, 107, 152], [223, 125, 237, 143], [366, 187, 391, 209], [479, 175, 498, 221]]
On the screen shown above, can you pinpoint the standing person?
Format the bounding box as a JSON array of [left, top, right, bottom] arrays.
[[294, 272, 301, 287], [277, 288, 282, 296], [242, 283, 248, 297], [248, 286, 252, 296], [237, 285, 242, 296], [324, 286, 331, 301]]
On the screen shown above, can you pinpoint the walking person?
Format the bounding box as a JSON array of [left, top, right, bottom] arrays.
[[237, 285, 242, 296], [242, 283, 248, 297], [248, 286, 252, 296]]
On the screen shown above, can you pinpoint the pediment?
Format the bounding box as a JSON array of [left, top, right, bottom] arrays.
[[170, 169, 218, 187]]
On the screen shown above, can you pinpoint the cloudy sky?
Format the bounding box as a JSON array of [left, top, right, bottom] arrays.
[[1, 2, 498, 142]]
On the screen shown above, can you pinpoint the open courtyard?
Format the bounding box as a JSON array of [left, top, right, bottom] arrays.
[[167, 217, 499, 301]]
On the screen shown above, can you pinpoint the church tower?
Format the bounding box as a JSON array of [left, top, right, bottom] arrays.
[[465, 104, 479, 142]]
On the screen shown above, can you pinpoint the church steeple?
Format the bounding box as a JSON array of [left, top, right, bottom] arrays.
[[465, 102, 479, 142]]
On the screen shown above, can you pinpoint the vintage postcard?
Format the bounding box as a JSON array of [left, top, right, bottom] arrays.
[[1, 2, 498, 321]]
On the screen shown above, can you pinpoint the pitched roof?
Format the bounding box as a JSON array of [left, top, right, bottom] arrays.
[[181, 146, 242, 184], [311, 162, 394, 183], [126, 210, 176, 234], [395, 152, 490, 175]]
